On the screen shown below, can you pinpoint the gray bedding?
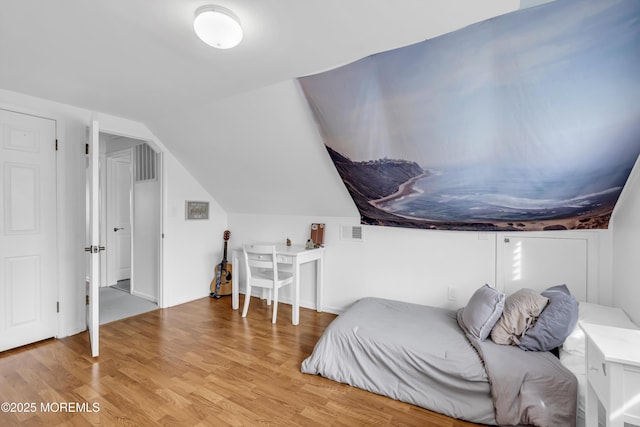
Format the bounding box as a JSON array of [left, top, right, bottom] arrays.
[[301, 297, 496, 424], [458, 310, 577, 426], [301, 297, 577, 426]]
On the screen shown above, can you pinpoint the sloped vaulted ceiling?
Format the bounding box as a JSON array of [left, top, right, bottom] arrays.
[[0, 0, 519, 215]]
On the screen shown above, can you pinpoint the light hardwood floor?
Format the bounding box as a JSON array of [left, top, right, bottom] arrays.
[[0, 296, 486, 426]]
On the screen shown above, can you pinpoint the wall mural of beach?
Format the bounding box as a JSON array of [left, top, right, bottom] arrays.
[[298, 0, 640, 231]]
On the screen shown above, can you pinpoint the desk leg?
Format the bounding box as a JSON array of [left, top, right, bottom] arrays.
[[316, 257, 323, 312], [292, 260, 300, 325], [232, 252, 239, 310]]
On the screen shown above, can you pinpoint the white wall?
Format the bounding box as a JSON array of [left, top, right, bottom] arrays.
[[229, 213, 611, 314], [0, 88, 228, 339], [133, 178, 160, 301], [162, 153, 228, 307], [611, 158, 640, 325]]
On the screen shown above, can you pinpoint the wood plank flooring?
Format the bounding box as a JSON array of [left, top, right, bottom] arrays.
[[0, 296, 487, 426]]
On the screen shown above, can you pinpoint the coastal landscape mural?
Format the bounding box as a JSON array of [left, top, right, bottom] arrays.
[[298, 0, 640, 231]]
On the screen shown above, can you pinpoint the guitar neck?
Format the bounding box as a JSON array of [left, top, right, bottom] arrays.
[[223, 241, 228, 263]]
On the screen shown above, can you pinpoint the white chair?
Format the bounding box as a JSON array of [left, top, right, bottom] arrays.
[[242, 244, 293, 324]]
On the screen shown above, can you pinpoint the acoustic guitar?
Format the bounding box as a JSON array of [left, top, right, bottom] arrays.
[[210, 230, 232, 298]]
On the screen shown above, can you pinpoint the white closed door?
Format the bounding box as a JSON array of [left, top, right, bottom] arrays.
[[106, 150, 132, 286], [0, 109, 57, 352]]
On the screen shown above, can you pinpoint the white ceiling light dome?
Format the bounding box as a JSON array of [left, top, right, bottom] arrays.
[[194, 5, 243, 49]]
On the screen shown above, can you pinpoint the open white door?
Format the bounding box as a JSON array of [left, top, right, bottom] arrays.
[[86, 119, 101, 357]]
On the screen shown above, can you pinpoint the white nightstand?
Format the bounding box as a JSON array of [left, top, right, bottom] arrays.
[[582, 322, 640, 427]]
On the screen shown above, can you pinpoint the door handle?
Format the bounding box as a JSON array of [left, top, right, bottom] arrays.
[[84, 245, 106, 253], [114, 227, 124, 232]]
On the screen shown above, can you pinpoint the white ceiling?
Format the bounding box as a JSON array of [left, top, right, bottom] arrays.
[[0, 0, 521, 215]]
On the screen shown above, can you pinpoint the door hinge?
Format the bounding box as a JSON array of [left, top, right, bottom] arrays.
[[57, 301, 60, 313], [55, 139, 59, 151], [86, 295, 90, 305], [85, 143, 89, 155]]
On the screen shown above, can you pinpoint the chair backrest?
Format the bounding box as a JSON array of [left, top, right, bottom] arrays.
[[242, 244, 279, 281]]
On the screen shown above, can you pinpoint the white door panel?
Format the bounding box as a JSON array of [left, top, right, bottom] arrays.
[[6, 255, 40, 329], [0, 109, 57, 352], [106, 151, 132, 285], [4, 163, 39, 233], [113, 154, 131, 281]]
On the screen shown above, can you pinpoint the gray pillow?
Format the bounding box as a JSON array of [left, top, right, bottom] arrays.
[[519, 284, 578, 352], [460, 284, 505, 340], [491, 288, 549, 346]]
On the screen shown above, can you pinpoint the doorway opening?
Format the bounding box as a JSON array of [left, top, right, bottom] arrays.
[[99, 133, 162, 324]]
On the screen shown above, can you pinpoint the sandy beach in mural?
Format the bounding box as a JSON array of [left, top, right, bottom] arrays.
[[370, 172, 430, 206], [369, 174, 614, 231]]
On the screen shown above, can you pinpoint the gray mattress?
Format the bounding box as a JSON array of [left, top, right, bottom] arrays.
[[302, 297, 577, 426], [301, 297, 497, 424]]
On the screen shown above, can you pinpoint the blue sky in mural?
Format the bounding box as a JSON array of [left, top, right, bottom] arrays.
[[299, 0, 640, 228]]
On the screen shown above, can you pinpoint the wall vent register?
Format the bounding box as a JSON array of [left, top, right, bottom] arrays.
[[341, 225, 363, 242], [135, 143, 157, 182]]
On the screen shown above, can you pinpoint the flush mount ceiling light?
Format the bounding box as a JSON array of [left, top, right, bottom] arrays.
[[194, 5, 243, 49]]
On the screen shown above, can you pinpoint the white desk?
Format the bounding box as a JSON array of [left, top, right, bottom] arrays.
[[582, 322, 640, 427], [231, 244, 325, 325]]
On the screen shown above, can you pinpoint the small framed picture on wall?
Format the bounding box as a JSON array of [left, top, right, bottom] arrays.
[[185, 201, 209, 220]]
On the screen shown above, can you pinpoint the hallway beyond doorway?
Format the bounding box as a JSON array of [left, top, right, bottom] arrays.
[[99, 281, 157, 324]]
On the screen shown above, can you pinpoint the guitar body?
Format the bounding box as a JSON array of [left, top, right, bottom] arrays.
[[211, 262, 232, 296], [210, 230, 232, 298]]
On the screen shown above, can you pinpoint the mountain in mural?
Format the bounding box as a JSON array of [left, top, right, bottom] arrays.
[[327, 145, 619, 231], [326, 146, 424, 200]]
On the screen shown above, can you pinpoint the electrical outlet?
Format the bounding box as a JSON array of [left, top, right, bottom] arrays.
[[447, 286, 457, 302]]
